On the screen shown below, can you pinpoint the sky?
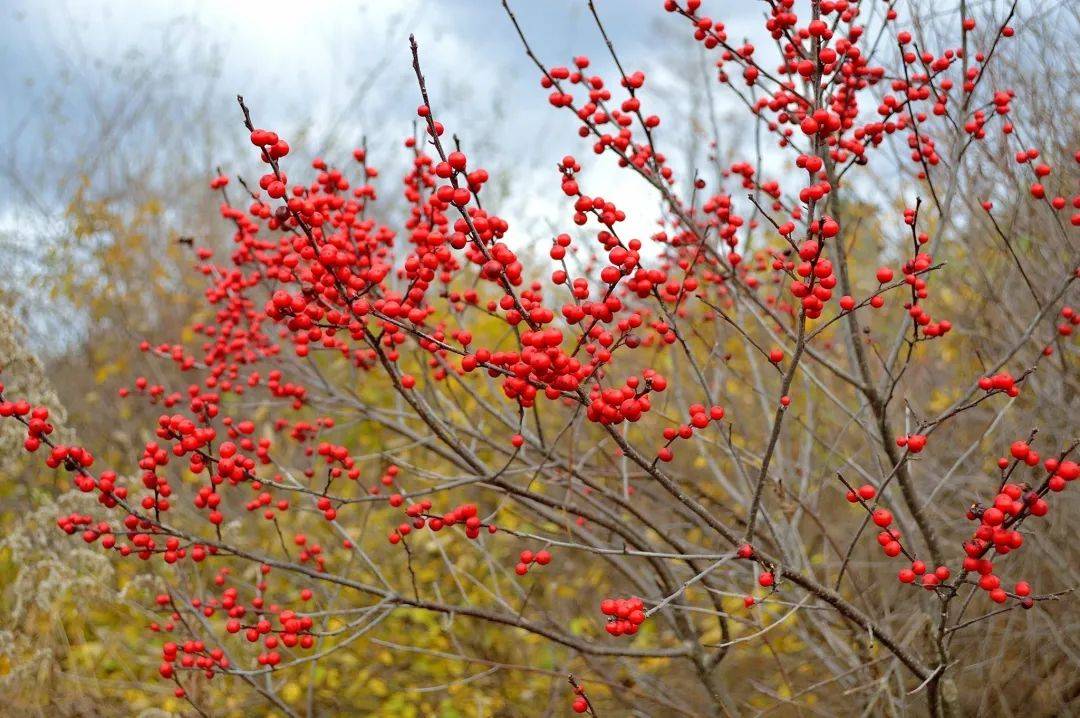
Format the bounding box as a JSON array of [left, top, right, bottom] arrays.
[[2, 0, 1072, 250], [0, 0, 765, 248]]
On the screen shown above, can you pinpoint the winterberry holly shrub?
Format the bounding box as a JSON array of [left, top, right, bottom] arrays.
[[3, 1, 1078, 715]]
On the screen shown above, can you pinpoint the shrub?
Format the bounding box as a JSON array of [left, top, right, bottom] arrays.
[[3, 1, 1077, 715]]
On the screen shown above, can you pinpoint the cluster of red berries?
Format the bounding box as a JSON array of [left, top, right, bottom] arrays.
[[0, 396, 58, 453], [732, 544, 774, 607], [514, 548, 552, 576], [978, 372, 1019, 396], [290, 534, 327, 571], [657, 403, 725, 462], [312, 441, 359, 478], [57, 512, 99, 537], [149, 579, 322, 680], [243, 489, 288, 521], [962, 555, 1033, 607], [540, 56, 666, 176], [586, 371, 667, 425], [844, 433, 1076, 608], [159, 639, 230, 681], [962, 478, 1040, 605], [1045, 458, 1080, 492], [600, 596, 647, 636], [1006, 441, 1041, 467], [844, 483, 877, 503], [873, 524, 904, 557], [850, 499, 956, 588], [461, 334, 588, 408], [1002, 444, 1078, 493], [899, 251, 952, 337], [897, 434, 928, 453], [969, 482, 1033, 542], [792, 154, 829, 205], [366, 464, 400, 493], [1059, 305, 1079, 334], [839, 488, 910, 572], [389, 501, 495, 544], [783, 218, 839, 320], [223, 603, 317, 668], [560, 161, 633, 233], [897, 561, 952, 589], [570, 682, 591, 714], [667, 0, 901, 168]]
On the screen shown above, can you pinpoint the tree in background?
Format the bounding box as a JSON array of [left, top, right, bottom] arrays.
[[1, 1, 1078, 716]]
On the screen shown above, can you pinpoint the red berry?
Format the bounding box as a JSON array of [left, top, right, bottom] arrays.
[[872, 509, 893, 527]]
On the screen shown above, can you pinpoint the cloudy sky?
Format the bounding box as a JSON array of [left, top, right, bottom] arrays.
[[2, 0, 1068, 248], [1, 0, 771, 246]]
